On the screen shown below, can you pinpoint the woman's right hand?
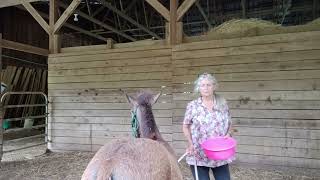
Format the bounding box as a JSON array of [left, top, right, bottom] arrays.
[[186, 144, 195, 155]]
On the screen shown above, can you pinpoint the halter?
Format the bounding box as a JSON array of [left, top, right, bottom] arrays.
[[130, 106, 140, 138]]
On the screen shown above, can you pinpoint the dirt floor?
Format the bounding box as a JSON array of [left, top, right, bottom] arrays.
[[0, 137, 319, 180]]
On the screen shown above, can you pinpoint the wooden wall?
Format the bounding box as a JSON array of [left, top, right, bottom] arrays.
[[47, 44, 173, 151], [48, 30, 320, 170], [172, 30, 320, 170]]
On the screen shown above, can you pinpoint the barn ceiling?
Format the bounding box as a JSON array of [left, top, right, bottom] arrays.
[[3, 0, 320, 44]]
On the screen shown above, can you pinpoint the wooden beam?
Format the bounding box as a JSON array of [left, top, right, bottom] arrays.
[[176, 21, 183, 44], [241, 0, 246, 18], [58, 2, 136, 41], [124, 0, 138, 13], [92, 6, 105, 17], [0, 0, 40, 8], [17, 5, 108, 42], [1, 39, 49, 56], [99, 0, 161, 39], [169, 0, 178, 45], [20, 0, 50, 34], [50, 0, 59, 53], [54, 0, 81, 33], [145, 0, 170, 21], [177, 0, 197, 21], [65, 24, 108, 42], [195, 1, 212, 29]]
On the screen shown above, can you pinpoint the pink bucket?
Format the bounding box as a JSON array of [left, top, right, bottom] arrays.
[[201, 137, 237, 160]]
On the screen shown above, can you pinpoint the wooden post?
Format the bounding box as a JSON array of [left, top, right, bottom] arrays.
[[170, 0, 178, 45], [0, 33, 3, 161], [241, 0, 246, 18], [106, 38, 114, 49], [176, 21, 183, 44], [49, 0, 60, 53]]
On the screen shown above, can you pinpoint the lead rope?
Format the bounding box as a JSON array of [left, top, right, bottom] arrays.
[[130, 109, 139, 138]]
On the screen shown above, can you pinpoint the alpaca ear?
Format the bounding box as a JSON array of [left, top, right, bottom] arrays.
[[125, 93, 138, 106], [151, 91, 162, 105]]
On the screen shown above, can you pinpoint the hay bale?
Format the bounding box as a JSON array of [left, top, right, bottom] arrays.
[[210, 18, 280, 34], [305, 17, 320, 26], [183, 18, 320, 42]]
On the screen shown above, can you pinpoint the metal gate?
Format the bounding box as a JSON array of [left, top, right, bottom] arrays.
[[0, 92, 48, 161]]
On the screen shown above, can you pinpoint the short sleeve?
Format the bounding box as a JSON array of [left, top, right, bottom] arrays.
[[183, 102, 194, 125], [224, 102, 232, 127], [226, 103, 232, 128]]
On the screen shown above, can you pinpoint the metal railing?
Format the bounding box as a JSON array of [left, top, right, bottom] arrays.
[[0, 92, 48, 161]]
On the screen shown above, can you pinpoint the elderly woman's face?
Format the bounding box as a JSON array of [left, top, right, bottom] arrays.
[[199, 78, 215, 97]]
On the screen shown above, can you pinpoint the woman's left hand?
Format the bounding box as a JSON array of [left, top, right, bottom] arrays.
[[225, 132, 232, 137]]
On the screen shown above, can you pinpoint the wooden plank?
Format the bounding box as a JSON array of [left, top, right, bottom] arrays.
[[173, 108, 320, 119], [236, 153, 320, 169], [173, 115, 320, 129], [21, 0, 50, 34], [173, 91, 320, 101], [49, 142, 92, 151], [52, 45, 170, 58], [176, 0, 197, 21], [22, 70, 36, 116], [49, 57, 171, 70], [49, 116, 172, 126], [54, 0, 81, 33], [174, 79, 320, 92], [52, 129, 172, 144], [173, 59, 320, 76], [173, 70, 320, 83], [48, 64, 171, 77], [48, 87, 172, 97], [174, 100, 320, 110], [0, 0, 40, 8], [48, 95, 173, 103], [232, 109, 320, 120], [16, 69, 31, 112], [234, 127, 320, 139], [48, 80, 172, 90], [92, 132, 172, 142], [49, 123, 172, 134], [232, 118, 320, 129], [172, 49, 320, 67], [172, 137, 320, 150], [49, 109, 172, 118], [172, 41, 320, 60], [48, 102, 172, 110], [172, 124, 320, 142], [232, 136, 320, 149], [50, 134, 172, 146], [50, 129, 92, 138], [145, 0, 170, 21], [173, 31, 320, 52], [59, 40, 166, 53], [49, 56, 171, 72], [49, 48, 171, 63], [48, 72, 172, 83], [1, 39, 48, 56]]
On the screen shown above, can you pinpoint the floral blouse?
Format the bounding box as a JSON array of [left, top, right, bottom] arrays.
[[183, 96, 235, 168]]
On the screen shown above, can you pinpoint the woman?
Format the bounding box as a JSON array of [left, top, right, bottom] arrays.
[[182, 72, 234, 180]]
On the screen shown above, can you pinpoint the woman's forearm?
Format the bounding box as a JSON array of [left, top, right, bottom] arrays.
[[182, 124, 193, 145]]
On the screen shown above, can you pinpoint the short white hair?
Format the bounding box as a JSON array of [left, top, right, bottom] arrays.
[[193, 72, 218, 93]]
